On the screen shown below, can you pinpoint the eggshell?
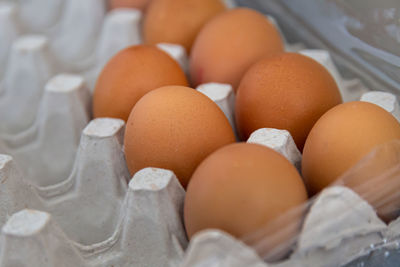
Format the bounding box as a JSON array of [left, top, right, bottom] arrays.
[[93, 45, 188, 121], [190, 8, 284, 89], [338, 140, 400, 222], [184, 143, 307, 256], [124, 85, 236, 188], [109, 0, 151, 11], [143, 0, 226, 52], [302, 101, 400, 196], [235, 52, 342, 150]]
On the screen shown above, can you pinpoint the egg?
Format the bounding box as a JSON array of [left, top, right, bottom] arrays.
[[93, 45, 188, 121], [143, 0, 226, 53], [190, 8, 284, 89], [109, 0, 151, 11], [235, 52, 342, 150], [339, 140, 400, 222], [184, 143, 307, 257], [302, 101, 400, 197], [124, 85, 236, 188]]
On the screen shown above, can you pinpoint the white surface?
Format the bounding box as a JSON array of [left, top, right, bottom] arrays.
[[196, 83, 237, 139], [0, 2, 20, 80], [50, 0, 106, 71], [360, 91, 400, 121], [0, 74, 90, 187], [96, 8, 142, 64], [1, 210, 86, 267], [3, 210, 50, 237], [341, 78, 370, 102], [182, 230, 267, 267], [247, 128, 302, 171], [0, 119, 188, 267], [157, 43, 189, 75], [0, 35, 54, 135], [0, 154, 43, 228], [130, 167, 175, 191], [291, 186, 386, 267], [119, 168, 187, 267], [46, 73, 84, 92], [86, 8, 143, 91], [41, 117, 128, 245], [83, 117, 125, 138], [13, 35, 47, 50], [385, 216, 400, 241], [17, 0, 64, 33]]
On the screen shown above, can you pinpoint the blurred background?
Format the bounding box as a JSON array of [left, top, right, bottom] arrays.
[[238, 0, 400, 95]]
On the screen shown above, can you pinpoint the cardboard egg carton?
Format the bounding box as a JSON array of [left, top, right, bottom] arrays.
[[0, 118, 187, 267], [0, 0, 145, 185], [1, 0, 400, 266], [2, 122, 400, 267], [0, 1, 142, 86]]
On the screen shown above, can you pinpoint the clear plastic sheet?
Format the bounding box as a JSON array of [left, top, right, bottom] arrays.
[[238, 140, 400, 265], [237, 0, 400, 95]]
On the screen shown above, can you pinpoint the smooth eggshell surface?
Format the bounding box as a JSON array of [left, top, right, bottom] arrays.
[[143, 0, 226, 52], [235, 52, 342, 150], [190, 8, 284, 89], [124, 86, 236, 188], [302, 101, 400, 196], [93, 45, 188, 121], [184, 143, 307, 253]]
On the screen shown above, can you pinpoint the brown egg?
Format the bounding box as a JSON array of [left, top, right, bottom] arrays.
[[143, 0, 226, 52], [339, 140, 400, 222], [302, 101, 400, 197], [190, 8, 284, 89], [93, 45, 188, 121], [124, 85, 236, 187], [235, 52, 342, 150], [184, 143, 307, 257], [109, 0, 151, 11]]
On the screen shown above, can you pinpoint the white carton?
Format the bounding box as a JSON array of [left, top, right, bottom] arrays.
[[247, 128, 302, 171], [0, 35, 54, 135], [86, 8, 143, 91], [49, 0, 106, 71], [16, 0, 64, 34], [0, 144, 188, 266], [0, 74, 90, 186], [0, 3, 20, 80]]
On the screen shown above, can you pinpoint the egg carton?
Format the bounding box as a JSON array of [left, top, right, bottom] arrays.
[[1, 85, 399, 267], [0, 0, 185, 186], [1, 0, 400, 266], [0, 117, 190, 267], [1, 122, 400, 267]]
